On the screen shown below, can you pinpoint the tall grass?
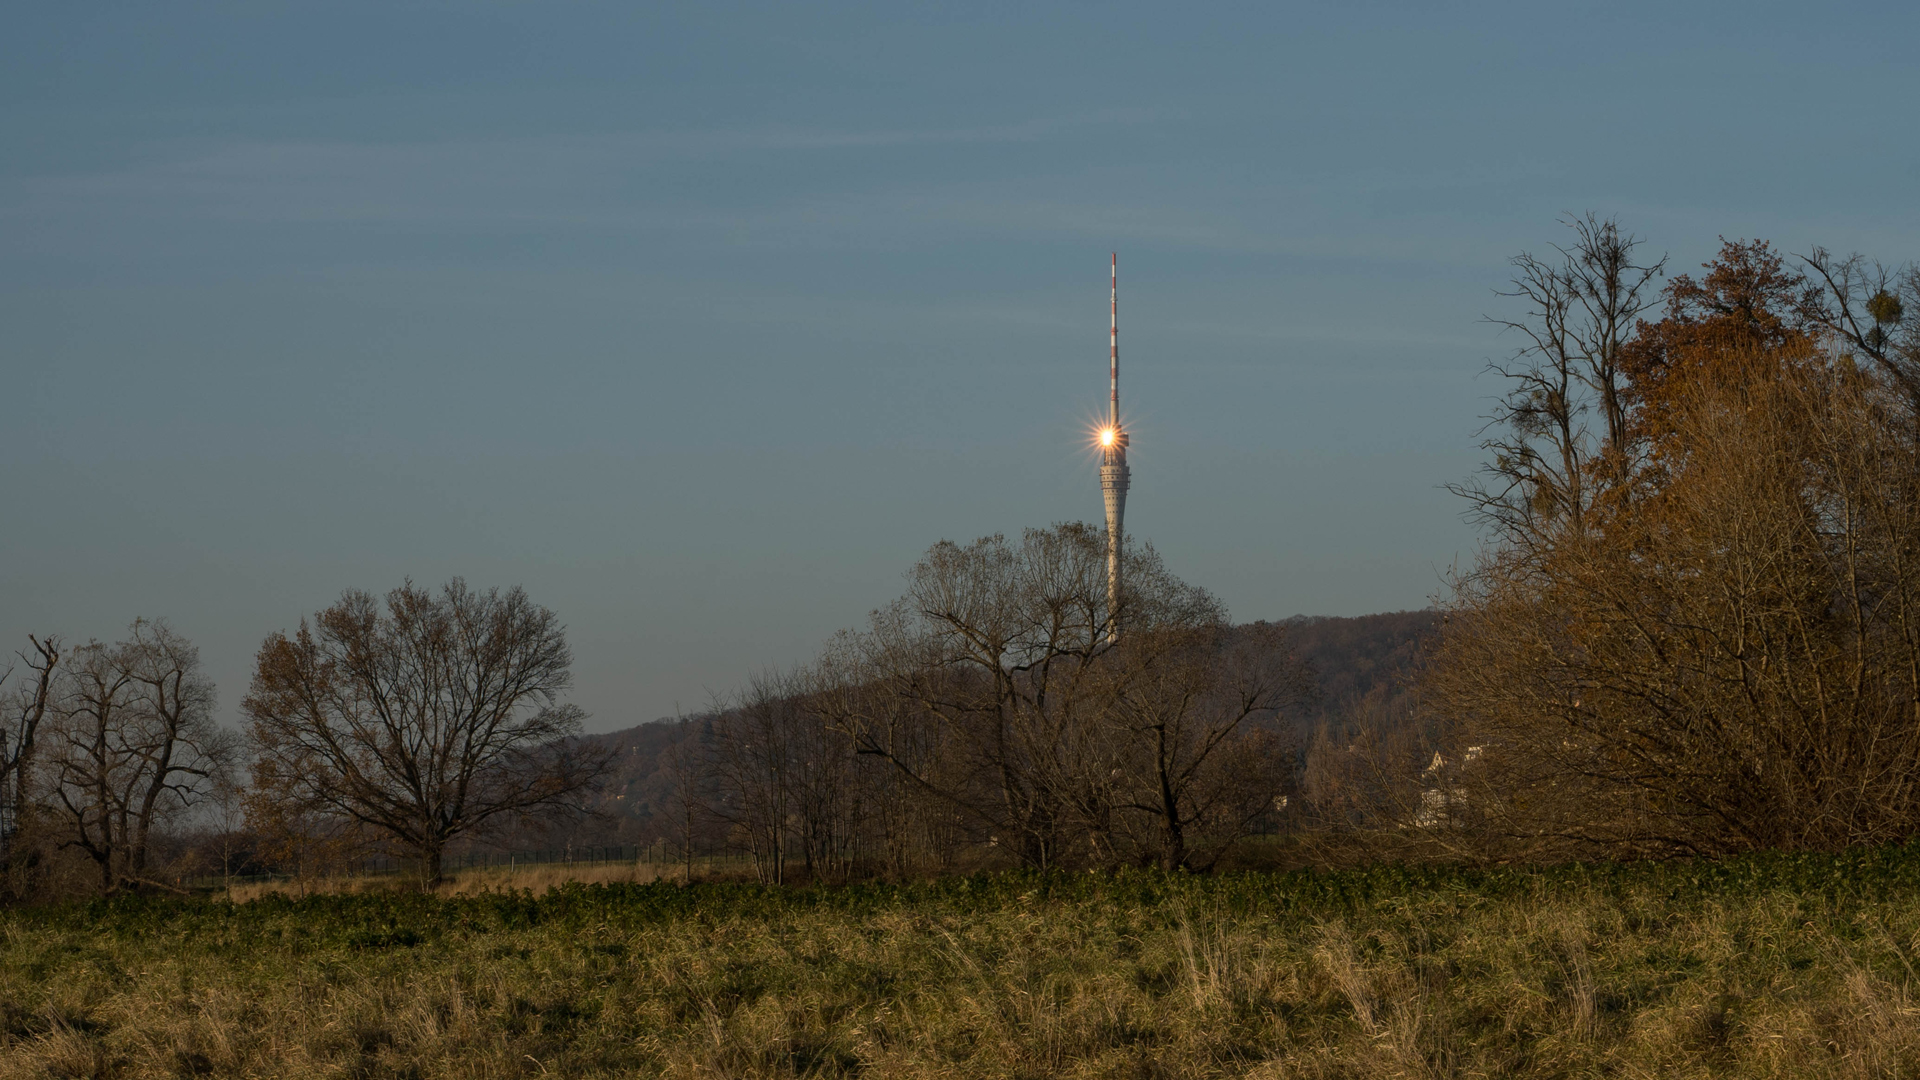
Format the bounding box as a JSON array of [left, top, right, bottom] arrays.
[[6, 847, 1920, 1077]]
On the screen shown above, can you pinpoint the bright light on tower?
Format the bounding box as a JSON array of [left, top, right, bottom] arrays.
[[1100, 427, 1116, 447]]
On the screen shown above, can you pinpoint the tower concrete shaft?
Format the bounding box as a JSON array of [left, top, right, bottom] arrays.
[[1102, 253, 1130, 641]]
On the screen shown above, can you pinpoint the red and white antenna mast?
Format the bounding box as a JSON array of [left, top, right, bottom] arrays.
[[1110, 252, 1120, 427]]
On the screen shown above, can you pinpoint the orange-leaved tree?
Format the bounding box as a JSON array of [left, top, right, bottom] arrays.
[[1424, 235, 1920, 859]]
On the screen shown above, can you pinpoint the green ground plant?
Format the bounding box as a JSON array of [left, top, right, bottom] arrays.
[[7, 846, 1920, 1077]]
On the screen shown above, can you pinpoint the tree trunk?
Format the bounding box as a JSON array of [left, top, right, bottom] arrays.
[[1158, 760, 1187, 871]]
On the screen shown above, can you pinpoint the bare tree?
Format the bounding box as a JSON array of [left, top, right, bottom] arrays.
[[46, 641, 135, 891], [1100, 621, 1312, 870], [816, 523, 1294, 870], [660, 713, 709, 881], [1801, 247, 1920, 409], [1457, 215, 1665, 543], [711, 675, 799, 884], [1, 635, 61, 873], [44, 622, 233, 894], [1565, 214, 1668, 461], [710, 670, 867, 884], [117, 621, 236, 882], [834, 525, 1137, 868], [243, 579, 610, 888], [809, 630, 964, 875]]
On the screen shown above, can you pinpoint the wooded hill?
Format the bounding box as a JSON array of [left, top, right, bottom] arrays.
[[563, 610, 1437, 854]]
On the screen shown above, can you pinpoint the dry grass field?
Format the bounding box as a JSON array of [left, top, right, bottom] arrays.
[[7, 849, 1920, 1078], [220, 861, 687, 903]]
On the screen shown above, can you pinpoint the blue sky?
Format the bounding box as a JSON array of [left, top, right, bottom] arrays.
[[4, 1, 1917, 731]]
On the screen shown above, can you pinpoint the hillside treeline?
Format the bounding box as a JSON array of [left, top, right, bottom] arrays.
[[523, 611, 1421, 878], [631, 526, 1325, 883], [0, 569, 1429, 898]]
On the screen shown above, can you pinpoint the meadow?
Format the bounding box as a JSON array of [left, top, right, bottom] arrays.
[[8, 849, 1920, 1078]]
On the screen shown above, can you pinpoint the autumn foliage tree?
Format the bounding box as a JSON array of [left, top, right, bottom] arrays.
[[1617, 238, 1827, 460], [1425, 233, 1920, 858]]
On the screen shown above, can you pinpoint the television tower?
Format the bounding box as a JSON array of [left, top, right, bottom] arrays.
[[1099, 253, 1131, 641]]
